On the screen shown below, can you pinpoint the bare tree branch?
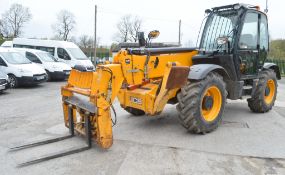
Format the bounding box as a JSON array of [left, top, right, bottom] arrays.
[[114, 15, 143, 43], [0, 3, 32, 38], [52, 10, 76, 41], [78, 35, 93, 49]]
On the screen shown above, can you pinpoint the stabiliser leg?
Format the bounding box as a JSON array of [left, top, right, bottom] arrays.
[[9, 106, 93, 167]]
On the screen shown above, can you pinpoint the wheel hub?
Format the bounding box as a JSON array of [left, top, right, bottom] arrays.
[[202, 96, 214, 111]]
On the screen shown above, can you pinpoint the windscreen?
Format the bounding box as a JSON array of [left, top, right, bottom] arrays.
[[66, 48, 88, 60], [200, 10, 239, 52], [37, 52, 57, 62], [0, 52, 31, 64]]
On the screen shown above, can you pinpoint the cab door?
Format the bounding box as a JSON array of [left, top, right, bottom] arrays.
[[237, 12, 259, 78], [237, 12, 269, 79]]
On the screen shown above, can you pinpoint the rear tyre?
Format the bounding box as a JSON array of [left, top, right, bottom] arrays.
[[8, 74, 18, 88], [177, 72, 227, 134], [124, 107, 145, 116], [247, 70, 277, 113]]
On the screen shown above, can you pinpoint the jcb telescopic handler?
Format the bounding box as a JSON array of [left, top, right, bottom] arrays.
[[12, 4, 281, 166]]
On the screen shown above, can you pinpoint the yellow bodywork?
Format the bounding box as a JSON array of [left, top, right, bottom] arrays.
[[61, 49, 197, 149]]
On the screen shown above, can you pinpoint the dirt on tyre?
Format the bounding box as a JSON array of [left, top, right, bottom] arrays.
[[247, 69, 277, 113], [177, 72, 227, 134], [124, 107, 145, 116]]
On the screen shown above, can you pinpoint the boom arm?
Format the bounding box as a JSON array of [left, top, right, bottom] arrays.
[[61, 48, 197, 149]]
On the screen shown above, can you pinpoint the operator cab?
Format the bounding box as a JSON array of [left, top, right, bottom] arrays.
[[194, 4, 269, 80]]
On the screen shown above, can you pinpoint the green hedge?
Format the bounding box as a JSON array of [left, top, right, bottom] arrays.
[[267, 59, 285, 76]]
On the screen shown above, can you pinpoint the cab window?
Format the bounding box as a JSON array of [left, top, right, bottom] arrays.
[[239, 13, 258, 49], [260, 15, 269, 51], [26, 52, 42, 64], [57, 48, 70, 60], [35, 46, 55, 56]]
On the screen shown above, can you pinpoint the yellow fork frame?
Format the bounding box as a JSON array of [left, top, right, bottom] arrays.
[[61, 64, 124, 149]]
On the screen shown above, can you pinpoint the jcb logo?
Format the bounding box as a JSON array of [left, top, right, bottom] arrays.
[[130, 97, 142, 105]]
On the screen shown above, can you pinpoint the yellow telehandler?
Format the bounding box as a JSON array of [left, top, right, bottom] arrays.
[[11, 4, 281, 166]]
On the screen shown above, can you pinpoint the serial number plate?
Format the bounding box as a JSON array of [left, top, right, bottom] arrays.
[[0, 86, 5, 90], [65, 71, 70, 75], [130, 96, 142, 105]]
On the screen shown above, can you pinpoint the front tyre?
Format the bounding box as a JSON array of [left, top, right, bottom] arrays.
[[247, 70, 277, 113], [8, 74, 18, 88], [177, 72, 227, 134], [45, 70, 51, 81]]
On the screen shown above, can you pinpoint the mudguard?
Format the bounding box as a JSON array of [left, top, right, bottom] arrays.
[[188, 64, 229, 80], [263, 63, 281, 80]]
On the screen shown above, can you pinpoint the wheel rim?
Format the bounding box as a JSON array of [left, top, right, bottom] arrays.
[[264, 79, 275, 105], [201, 86, 222, 122], [9, 76, 16, 88]]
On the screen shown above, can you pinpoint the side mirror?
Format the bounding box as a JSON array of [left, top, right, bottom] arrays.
[[205, 9, 212, 14], [137, 32, 146, 47], [216, 37, 229, 45], [148, 30, 160, 40]]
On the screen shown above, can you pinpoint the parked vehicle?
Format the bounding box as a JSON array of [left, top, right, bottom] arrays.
[[0, 71, 9, 93], [15, 48, 71, 81], [0, 48, 47, 88], [11, 38, 95, 70], [0, 41, 12, 48]]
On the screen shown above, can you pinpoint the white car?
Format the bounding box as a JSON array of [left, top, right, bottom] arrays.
[[0, 48, 47, 88], [15, 48, 71, 81]]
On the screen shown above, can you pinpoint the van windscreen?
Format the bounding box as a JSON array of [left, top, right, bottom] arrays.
[[66, 48, 87, 60], [0, 52, 31, 64]]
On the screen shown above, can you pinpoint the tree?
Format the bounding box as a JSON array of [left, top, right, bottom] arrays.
[[0, 3, 32, 38], [269, 39, 285, 60], [78, 35, 93, 49], [129, 16, 142, 42], [115, 15, 143, 42], [52, 10, 76, 41]]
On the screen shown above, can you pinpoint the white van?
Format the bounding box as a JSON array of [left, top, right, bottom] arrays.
[[12, 38, 95, 70], [15, 48, 71, 81], [0, 48, 47, 88]]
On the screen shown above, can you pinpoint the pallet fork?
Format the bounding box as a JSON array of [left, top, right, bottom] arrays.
[[9, 105, 93, 167]]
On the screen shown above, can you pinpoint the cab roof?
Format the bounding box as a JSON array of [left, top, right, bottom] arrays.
[[212, 3, 259, 11]]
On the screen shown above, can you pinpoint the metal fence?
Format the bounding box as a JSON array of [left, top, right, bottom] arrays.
[[267, 59, 285, 76]]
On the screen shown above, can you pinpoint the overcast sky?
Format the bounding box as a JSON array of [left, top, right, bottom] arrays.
[[0, 0, 283, 46]]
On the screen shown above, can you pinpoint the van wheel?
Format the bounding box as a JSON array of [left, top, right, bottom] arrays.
[[46, 70, 51, 81], [8, 74, 18, 88]]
